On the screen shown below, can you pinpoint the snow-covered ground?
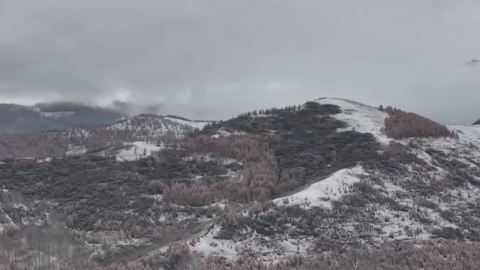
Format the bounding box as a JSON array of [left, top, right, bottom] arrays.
[[211, 128, 246, 138], [66, 145, 87, 156], [192, 98, 480, 262], [182, 153, 240, 166], [315, 98, 391, 144], [164, 117, 210, 130], [274, 165, 366, 209], [116, 141, 162, 161], [191, 226, 277, 260], [109, 115, 209, 139], [40, 111, 75, 118]]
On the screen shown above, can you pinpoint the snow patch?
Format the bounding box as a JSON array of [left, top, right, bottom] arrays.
[[315, 98, 391, 144], [211, 128, 246, 138], [274, 165, 366, 209], [116, 141, 162, 161], [182, 154, 240, 165], [66, 145, 87, 156], [191, 226, 272, 260], [40, 111, 74, 118], [164, 117, 210, 130]]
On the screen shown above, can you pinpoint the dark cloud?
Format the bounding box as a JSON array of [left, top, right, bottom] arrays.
[[0, 0, 479, 124]]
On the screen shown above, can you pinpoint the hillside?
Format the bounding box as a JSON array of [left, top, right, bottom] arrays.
[[1, 98, 480, 269], [0, 113, 211, 160], [474, 119, 480, 125]]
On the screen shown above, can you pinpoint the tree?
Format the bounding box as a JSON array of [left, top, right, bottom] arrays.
[[143, 148, 147, 156], [379, 105, 384, 111]]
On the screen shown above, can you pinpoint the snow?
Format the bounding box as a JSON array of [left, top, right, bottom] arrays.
[[182, 154, 240, 165], [279, 239, 310, 255], [372, 205, 431, 242], [116, 141, 162, 161], [66, 145, 87, 156], [211, 128, 246, 138], [145, 194, 163, 201], [36, 158, 52, 163], [164, 117, 210, 130], [191, 99, 480, 260], [274, 165, 366, 209], [191, 226, 275, 260], [40, 111, 74, 118], [12, 203, 29, 211], [107, 115, 209, 140], [0, 212, 17, 233], [315, 98, 391, 144]]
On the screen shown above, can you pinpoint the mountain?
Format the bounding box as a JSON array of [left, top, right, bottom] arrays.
[[474, 119, 480, 125], [1, 98, 480, 269], [0, 102, 126, 134]]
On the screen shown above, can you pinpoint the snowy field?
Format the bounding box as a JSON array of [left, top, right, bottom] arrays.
[[116, 141, 162, 161]]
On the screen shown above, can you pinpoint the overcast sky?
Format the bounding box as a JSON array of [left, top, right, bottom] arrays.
[[0, 0, 479, 124]]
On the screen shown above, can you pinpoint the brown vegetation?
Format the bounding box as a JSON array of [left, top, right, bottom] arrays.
[[0, 115, 197, 160], [382, 105, 457, 139], [163, 134, 304, 205]]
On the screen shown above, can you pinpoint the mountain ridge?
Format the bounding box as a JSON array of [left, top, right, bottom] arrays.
[[1, 97, 480, 269]]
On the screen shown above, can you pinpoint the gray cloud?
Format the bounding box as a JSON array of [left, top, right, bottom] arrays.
[[0, 0, 479, 124]]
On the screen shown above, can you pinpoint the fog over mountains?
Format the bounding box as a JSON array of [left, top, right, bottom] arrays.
[[0, 102, 126, 133]]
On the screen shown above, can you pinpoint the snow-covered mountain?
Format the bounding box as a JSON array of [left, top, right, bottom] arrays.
[[186, 98, 480, 261], [0, 110, 211, 160], [2, 97, 480, 269]]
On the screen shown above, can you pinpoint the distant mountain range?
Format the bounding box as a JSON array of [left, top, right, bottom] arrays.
[[0, 102, 126, 133]]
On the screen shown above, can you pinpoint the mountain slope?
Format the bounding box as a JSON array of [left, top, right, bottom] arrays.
[[2, 98, 480, 269], [0, 113, 211, 160], [187, 98, 480, 261]]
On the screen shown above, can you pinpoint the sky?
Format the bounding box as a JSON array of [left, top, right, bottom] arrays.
[[0, 0, 479, 124]]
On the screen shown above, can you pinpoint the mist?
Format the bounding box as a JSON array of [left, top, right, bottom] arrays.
[[0, 0, 479, 124]]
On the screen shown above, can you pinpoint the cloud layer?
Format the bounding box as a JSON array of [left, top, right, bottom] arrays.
[[0, 0, 479, 123]]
